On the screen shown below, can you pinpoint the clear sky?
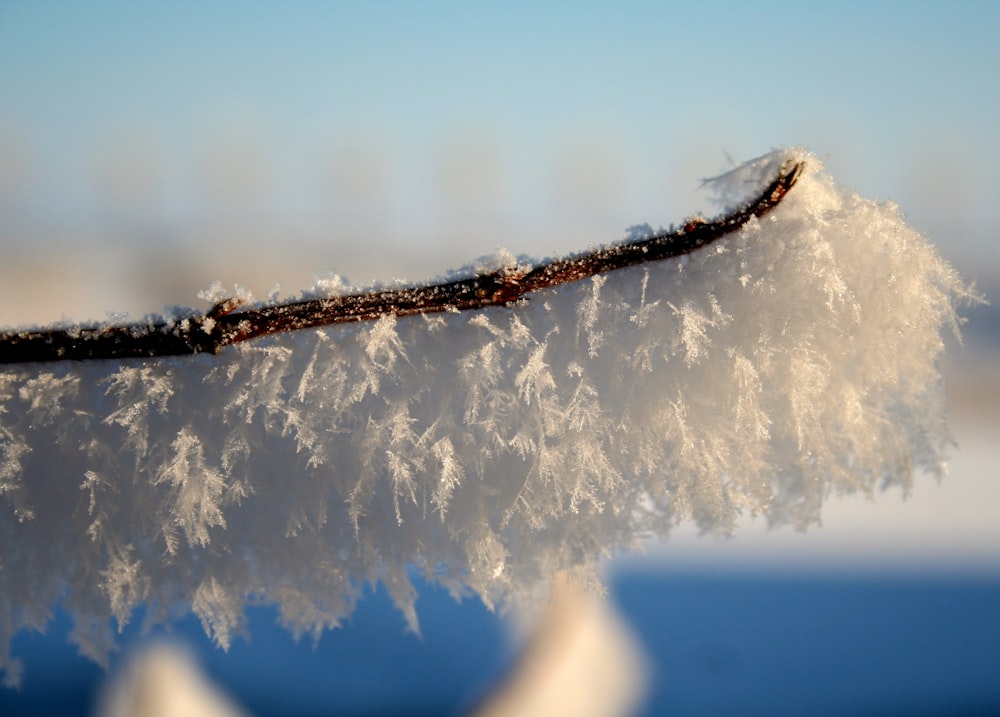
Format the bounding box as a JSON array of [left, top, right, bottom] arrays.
[[0, 0, 998, 320]]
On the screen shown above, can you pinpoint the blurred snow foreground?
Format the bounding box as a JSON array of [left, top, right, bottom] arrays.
[[0, 148, 977, 686], [95, 576, 647, 717]]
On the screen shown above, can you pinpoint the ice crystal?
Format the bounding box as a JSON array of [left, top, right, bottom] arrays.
[[0, 149, 975, 684]]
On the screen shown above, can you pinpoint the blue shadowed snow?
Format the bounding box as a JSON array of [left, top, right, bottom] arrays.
[[1, 570, 998, 717], [614, 570, 1000, 717]]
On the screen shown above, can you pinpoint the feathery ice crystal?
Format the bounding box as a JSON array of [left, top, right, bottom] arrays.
[[0, 149, 975, 685]]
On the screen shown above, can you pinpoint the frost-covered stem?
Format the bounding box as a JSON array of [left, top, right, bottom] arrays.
[[0, 148, 975, 687], [0, 161, 802, 365]]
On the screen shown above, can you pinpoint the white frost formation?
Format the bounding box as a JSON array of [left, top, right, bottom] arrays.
[[0, 149, 974, 685]]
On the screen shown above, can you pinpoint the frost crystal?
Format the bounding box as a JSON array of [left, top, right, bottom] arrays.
[[0, 149, 975, 684]]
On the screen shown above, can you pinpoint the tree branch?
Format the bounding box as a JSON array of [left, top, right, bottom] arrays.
[[0, 160, 803, 364]]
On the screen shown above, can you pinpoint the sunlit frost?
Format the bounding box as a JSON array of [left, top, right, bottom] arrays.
[[0, 148, 978, 684]]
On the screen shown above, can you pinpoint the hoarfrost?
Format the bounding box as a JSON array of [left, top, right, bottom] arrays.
[[0, 148, 977, 684]]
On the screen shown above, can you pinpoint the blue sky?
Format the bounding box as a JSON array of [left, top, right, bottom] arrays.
[[0, 1, 998, 311]]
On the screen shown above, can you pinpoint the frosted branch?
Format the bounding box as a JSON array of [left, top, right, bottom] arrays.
[[0, 148, 977, 686]]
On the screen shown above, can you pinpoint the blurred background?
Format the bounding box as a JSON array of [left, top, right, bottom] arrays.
[[1, 2, 998, 715]]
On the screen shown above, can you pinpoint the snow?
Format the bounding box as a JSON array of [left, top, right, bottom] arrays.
[[96, 643, 249, 717], [0, 148, 976, 685]]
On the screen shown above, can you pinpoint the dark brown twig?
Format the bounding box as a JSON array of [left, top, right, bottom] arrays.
[[0, 160, 803, 364]]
